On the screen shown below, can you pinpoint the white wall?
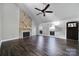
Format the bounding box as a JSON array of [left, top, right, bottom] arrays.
[[0, 4, 3, 41], [38, 23, 52, 36], [2, 4, 20, 40], [55, 18, 79, 39], [55, 21, 66, 39], [42, 24, 50, 36], [38, 19, 79, 39], [37, 21, 66, 39], [31, 21, 36, 36], [0, 6, 2, 41]]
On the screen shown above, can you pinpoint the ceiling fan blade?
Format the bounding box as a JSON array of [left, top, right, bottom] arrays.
[[45, 11, 53, 13], [43, 13, 45, 16], [35, 8, 41, 11], [37, 13, 42, 15], [43, 4, 50, 11]]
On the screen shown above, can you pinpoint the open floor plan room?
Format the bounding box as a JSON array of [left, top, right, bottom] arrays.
[[0, 3, 79, 56]]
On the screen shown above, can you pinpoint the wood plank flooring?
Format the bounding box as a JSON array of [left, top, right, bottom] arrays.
[[0, 35, 79, 56]]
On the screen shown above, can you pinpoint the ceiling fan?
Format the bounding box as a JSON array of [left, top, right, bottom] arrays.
[[35, 4, 53, 16]]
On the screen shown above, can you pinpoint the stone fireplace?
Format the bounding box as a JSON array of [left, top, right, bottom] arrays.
[[19, 10, 32, 38]]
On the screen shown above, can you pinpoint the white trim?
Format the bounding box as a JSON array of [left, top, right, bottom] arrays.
[[55, 37, 66, 39], [0, 37, 19, 47], [39, 35, 66, 39], [41, 34, 54, 36]]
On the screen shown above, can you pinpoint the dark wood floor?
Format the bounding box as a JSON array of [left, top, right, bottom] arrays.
[[0, 35, 79, 56]]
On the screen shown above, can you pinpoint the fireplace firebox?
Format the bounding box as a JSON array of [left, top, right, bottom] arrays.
[[23, 32, 30, 37]]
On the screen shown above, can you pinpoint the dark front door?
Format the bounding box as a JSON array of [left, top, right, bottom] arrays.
[[67, 22, 78, 40]]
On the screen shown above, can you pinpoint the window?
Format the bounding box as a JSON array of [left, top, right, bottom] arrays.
[[68, 23, 76, 27]]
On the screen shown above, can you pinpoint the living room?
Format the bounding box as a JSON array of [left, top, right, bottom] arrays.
[[0, 3, 79, 56]]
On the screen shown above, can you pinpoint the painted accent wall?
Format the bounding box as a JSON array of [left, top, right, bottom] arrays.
[[19, 10, 32, 38], [19, 10, 32, 31]]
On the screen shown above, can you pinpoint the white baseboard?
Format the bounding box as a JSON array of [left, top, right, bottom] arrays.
[[0, 37, 19, 47], [38, 35, 66, 39], [55, 36, 66, 39]]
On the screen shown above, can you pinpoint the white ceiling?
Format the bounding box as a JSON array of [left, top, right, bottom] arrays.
[[17, 3, 79, 25]]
